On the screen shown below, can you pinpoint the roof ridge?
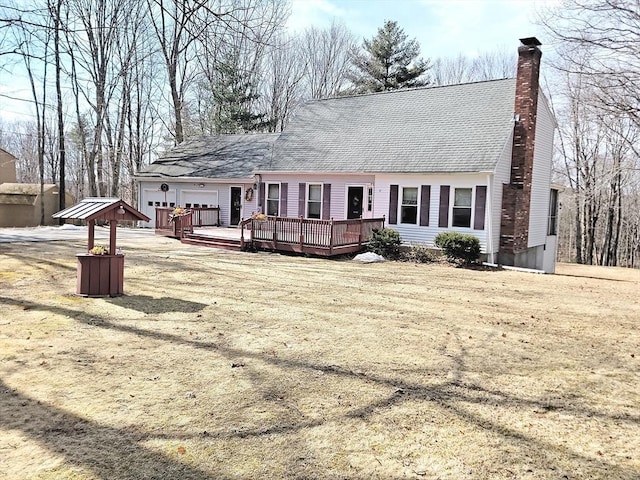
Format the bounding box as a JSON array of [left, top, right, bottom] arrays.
[[312, 77, 516, 103]]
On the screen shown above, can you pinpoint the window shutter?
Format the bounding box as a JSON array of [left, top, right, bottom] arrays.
[[298, 183, 305, 217], [420, 185, 431, 226], [389, 185, 398, 224], [474, 185, 487, 230], [438, 185, 450, 227], [280, 183, 288, 217], [258, 182, 265, 212], [322, 183, 331, 219]]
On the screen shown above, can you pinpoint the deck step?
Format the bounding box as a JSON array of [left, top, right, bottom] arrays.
[[181, 234, 243, 251]]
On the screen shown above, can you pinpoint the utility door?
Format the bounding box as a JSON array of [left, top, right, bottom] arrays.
[[230, 187, 242, 225], [347, 186, 364, 219]]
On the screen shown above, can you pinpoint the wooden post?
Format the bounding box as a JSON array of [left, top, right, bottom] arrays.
[[240, 218, 245, 250], [87, 219, 95, 251], [299, 216, 304, 251], [358, 217, 363, 248], [273, 216, 278, 247], [329, 218, 334, 256], [109, 220, 117, 255]]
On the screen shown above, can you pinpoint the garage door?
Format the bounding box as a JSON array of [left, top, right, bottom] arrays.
[[142, 188, 176, 228], [180, 191, 219, 209]]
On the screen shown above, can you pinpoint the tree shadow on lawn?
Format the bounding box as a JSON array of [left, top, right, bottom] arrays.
[[107, 295, 208, 315], [2, 295, 639, 479], [0, 378, 223, 479]]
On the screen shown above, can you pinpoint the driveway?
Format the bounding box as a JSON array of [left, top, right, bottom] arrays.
[[0, 225, 156, 243]]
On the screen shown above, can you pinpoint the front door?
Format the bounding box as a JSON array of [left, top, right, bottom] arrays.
[[230, 187, 242, 225], [347, 186, 364, 219]]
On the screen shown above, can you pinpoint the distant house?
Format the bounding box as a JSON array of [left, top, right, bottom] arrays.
[[0, 183, 74, 227], [0, 148, 17, 184], [0, 148, 74, 227], [137, 37, 560, 272]]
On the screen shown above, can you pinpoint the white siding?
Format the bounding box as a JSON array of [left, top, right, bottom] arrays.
[[528, 93, 555, 248], [374, 173, 489, 251]]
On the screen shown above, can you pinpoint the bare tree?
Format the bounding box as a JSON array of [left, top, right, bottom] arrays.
[[258, 32, 305, 132], [147, 0, 208, 144], [431, 48, 515, 86], [542, 0, 640, 267], [540, 0, 640, 131], [300, 20, 356, 99]]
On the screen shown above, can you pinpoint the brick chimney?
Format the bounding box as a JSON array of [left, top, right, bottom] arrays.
[[499, 37, 542, 261]]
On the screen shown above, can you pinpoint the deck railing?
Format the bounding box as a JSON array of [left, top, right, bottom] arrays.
[[240, 216, 385, 254], [155, 207, 220, 238], [155, 208, 193, 239]]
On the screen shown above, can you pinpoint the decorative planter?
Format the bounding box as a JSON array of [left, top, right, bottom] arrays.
[[76, 254, 125, 297]]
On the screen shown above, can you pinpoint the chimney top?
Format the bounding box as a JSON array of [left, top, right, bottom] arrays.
[[519, 37, 542, 47]]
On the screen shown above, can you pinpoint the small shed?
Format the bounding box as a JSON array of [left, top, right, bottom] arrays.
[[53, 197, 150, 297], [0, 183, 75, 227]]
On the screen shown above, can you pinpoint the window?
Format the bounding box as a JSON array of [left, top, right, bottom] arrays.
[[307, 184, 322, 219], [548, 189, 558, 235], [401, 187, 418, 224], [452, 188, 472, 227], [266, 183, 280, 216], [367, 186, 373, 212]]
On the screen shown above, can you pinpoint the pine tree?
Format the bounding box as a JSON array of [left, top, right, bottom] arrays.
[[350, 20, 430, 93]]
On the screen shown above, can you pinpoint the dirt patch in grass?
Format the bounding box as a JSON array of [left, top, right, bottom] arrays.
[[0, 235, 638, 479]]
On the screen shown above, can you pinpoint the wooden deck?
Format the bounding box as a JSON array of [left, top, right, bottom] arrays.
[[154, 208, 385, 256], [155, 207, 220, 239], [240, 216, 385, 256]]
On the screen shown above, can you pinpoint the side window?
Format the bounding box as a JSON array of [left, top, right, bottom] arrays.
[[266, 183, 280, 216], [401, 187, 418, 224], [452, 188, 472, 227], [307, 184, 322, 219], [548, 189, 558, 235]]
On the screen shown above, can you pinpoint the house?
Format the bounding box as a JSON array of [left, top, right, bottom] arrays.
[[0, 147, 17, 184], [0, 148, 75, 227], [137, 37, 559, 272]]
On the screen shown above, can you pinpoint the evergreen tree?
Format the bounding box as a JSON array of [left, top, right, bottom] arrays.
[[350, 20, 430, 93]]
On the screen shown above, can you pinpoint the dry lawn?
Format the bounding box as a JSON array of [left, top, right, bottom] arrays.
[[0, 233, 638, 480]]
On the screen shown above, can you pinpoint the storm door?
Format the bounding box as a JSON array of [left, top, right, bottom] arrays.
[[230, 187, 242, 225], [347, 186, 364, 219]]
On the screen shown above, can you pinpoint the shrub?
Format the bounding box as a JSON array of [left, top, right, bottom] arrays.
[[434, 232, 481, 265], [368, 228, 402, 259], [401, 244, 435, 263]]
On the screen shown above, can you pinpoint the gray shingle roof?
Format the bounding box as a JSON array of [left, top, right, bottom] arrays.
[[267, 78, 517, 174], [138, 134, 279, 179]]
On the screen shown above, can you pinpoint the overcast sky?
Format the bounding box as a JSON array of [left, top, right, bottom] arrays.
[[0, 0, 558, 123]]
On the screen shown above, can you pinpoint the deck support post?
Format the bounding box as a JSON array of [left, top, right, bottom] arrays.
[[273, 216, 278, 248], [299, 216, 304, 251], [329, 218, 334, 256]]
